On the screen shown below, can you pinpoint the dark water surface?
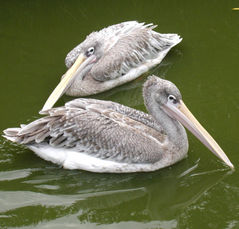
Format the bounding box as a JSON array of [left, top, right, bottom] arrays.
[[0, 1, 239, 228]]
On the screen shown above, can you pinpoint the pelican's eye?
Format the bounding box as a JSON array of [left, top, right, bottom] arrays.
[[86, 47, 95, 57], [168, 95, 177, 104]]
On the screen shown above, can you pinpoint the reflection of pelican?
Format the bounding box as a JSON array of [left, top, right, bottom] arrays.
[[0, 164, 232, 227], [3, 75, 233, 172], [42, 21, 182, 111]]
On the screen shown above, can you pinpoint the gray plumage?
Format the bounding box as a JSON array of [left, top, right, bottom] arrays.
[[4, 99, 168, 163], [4, 75, 189, 172], [63, 21, 182, 96]]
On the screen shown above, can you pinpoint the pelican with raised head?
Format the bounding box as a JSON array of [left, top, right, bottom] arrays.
[[42, 21, 182, 111], [3, 75, 233, 173]]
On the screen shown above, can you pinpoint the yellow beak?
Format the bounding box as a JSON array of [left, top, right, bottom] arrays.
[[41, 53, 86, 111], [164, 100, 234, 169]]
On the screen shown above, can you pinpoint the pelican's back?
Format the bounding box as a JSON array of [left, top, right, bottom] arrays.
[[64, 21, 182, 96], [3, 99, 174, 172]]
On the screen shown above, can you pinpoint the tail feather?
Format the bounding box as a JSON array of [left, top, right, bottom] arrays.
[[3, 128, 22, 143], [3, 127, 21, 136], [3, 111, 61, 145], [18, 116, 54, 135], [158, 33, 182, 49], [3, 119, 51, 145]]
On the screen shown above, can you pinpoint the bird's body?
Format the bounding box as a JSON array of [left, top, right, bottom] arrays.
[[42, 21, 182, 110], [4, 76, 233, 172], [64, 21, 181, 96], [5, 98, 187, 173]]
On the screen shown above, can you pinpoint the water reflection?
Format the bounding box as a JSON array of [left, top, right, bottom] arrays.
[[1, 0, 239, 228], [0, 144, 232, 228]]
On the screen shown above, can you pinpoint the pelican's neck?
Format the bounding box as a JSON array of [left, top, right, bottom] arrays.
[[144, 93, 188, 149]]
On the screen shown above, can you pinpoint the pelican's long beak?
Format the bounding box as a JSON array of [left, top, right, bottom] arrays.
[[41, 53, 88, 112], [164, 100, 234, 169]]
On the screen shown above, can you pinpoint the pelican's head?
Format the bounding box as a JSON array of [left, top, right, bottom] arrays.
[[65, 36, 104, 70], [143, 75, 234, 169], [143, 75, 182, 108], [41, 36, 104, 112]]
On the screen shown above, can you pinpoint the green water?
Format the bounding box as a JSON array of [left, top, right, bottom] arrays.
[[0, 1, 239, 228]]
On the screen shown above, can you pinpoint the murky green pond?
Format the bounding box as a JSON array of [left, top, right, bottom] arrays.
[[0, 1, 239, 228]]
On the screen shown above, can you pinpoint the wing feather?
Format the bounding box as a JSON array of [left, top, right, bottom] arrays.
[[3, 99, 166, 163], [65, 21, 181, 82], [90, 24, 181, 81]]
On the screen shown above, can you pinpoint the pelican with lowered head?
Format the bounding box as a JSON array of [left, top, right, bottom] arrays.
[[42, 21, 182, 111], [3, 75, 233, 173]]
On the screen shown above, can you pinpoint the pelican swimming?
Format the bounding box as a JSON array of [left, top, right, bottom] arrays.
[[42, 21, 182, 111], [3, 75, 233, 172]]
